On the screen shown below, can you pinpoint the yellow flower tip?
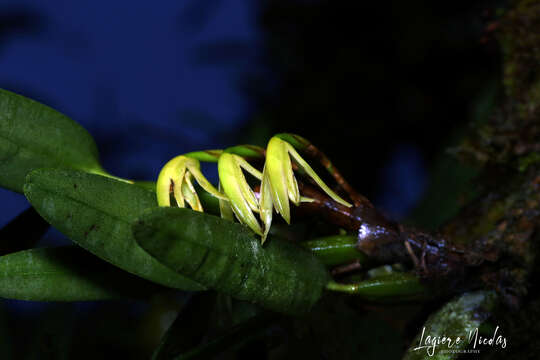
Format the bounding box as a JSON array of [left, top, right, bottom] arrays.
[[260, 165, 274, 241], [156, 154, 227, 211], [218, 153, 263, 236], [281, 137, 353, 208], [261, 135, 354, 230], [218, 182, 235, 221], [156, 155, 187, 207], [265, 137, 292, 223], [261, 229, 269, 245]]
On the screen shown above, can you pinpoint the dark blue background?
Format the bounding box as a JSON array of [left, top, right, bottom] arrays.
[[1, 0, 261, 227]]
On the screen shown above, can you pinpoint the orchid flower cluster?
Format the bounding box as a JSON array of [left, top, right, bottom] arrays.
[[156, 134, 352, 243]]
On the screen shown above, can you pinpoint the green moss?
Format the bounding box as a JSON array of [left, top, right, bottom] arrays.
[[499, 0, 540, 122], [404, 291, 497, 360], [518, 152, 540, 172]]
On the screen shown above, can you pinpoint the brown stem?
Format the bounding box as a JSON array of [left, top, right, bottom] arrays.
[[302, 143, 372, 208], [296, 182, 500, 282]]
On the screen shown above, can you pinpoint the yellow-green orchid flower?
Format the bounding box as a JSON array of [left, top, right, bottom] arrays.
[[218, 153, 264, 236], [156, 139, 352, 244], [156, 155, 227, 211], [260, 136, 352, 242]]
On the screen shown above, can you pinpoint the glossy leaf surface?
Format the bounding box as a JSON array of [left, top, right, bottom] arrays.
[[24, 168, 203, 291], [134, 207, 330, 315], [0, 89, 105, 193], [0, 247, 162, 301]]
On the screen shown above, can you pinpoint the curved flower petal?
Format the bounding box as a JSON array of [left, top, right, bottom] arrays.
[[260, 164, 274, 244], [286, 142, 352, 208], [233, 155, 261, 212], [156, 155, 188, 206], [182, 171, 203, 211], [187, 160, 228, 201], [218, 153, 263, 236], [218, 181, 235, 221], [265, 137, 292, 223], [263, 136, 352, 229], [156, 154, 228, 212]]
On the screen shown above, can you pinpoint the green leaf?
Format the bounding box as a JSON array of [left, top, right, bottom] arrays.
[[174, 314, 275, 360], [291, 296, 403, 359], [152, 292, 218, 360], [133, 207, 330, 315], [300, 235, 369, 267], [0, 89, 106, 193], [0, 247, 163, 301], [133, 180, 157, 192], [23, 168, 204, 291], [331, 273, 431, 303], [223, 145, 265, 159]]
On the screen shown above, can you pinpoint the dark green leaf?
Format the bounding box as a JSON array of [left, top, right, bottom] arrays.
[[211, 294, 262, 329], [0, 207, 49, 256], [287, 295, 403, 360], [175, 314, 275, 360], [133, 180, 157, 192], [0, 246, 163, 301], [24, 304, 75, 360], [133, 207, 330, 315], [0, 89, 105, 193], [329, 272, 432, 303], [353, 273, 430, 303], [152, 292, 218, 360], [23, 168, 203, 291], [300, 235, 369, 266]]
